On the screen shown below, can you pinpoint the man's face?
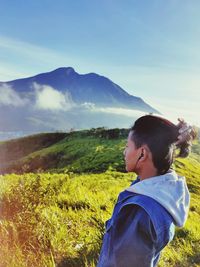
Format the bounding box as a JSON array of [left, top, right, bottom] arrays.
[[124, 131, 141, 173]]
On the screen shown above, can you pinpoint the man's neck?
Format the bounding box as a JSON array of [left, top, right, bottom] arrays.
[[138, 168, 158, 181]]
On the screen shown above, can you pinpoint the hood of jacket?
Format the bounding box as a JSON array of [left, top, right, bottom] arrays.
[[125, 170, 190, 227]]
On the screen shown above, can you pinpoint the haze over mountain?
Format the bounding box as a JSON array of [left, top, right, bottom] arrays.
[[0, 67, 159, 140]]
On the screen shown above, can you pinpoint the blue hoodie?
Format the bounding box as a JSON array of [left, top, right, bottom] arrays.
[[97, 170, 190, 267]]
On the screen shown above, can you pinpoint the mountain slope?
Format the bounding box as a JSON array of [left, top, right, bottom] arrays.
[[0, 67, 161, 137], [2, 67, 159, 112], [0, 129, 128, 174]]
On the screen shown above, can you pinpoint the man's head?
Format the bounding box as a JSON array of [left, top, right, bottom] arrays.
[[124, 115, 195, 176]]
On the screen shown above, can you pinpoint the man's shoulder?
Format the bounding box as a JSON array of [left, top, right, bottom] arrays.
[[120, 192, 175, 233]]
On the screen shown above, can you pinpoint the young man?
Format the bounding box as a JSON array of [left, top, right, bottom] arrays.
[[97, 115, 195, 267]]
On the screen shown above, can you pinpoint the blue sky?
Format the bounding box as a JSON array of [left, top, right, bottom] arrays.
[[0, 0, 200, 126]]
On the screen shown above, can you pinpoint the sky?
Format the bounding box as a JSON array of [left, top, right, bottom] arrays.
[[0, 0, 200, 126]]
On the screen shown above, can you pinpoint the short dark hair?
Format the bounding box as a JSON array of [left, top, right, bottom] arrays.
[[130, 115, 195, 175]]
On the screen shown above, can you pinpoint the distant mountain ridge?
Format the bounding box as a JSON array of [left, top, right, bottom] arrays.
[[2, 67, 158, 111], [0, 67, 160, 138]]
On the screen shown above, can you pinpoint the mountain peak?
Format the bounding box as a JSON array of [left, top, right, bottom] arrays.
[[52, 67, 76, 75], [0, 68, 160, 134]]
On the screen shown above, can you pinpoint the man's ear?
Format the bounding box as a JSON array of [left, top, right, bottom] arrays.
[[138, 147, 148, 161], [137, 148, 144, 161]]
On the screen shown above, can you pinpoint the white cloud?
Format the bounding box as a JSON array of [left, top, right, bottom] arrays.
[[0, 84, 28, 107], [81, 102, 96, 109], [80, 101, 149, 118], [33, 82, 74, 111], [98, 107, 146, 117], [83, 104, 146, 118]]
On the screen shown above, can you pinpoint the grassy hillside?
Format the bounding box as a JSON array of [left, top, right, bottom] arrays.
[[1, 128, 199, 175], [0, 128, 200, 266], [0, 158, 200, 267], [0, 128, 128, 174], [0, 132, 68, 173]]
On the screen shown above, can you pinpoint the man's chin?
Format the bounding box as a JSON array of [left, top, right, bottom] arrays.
[[125, 166, 132, 172], [126, 166, 137, 173]]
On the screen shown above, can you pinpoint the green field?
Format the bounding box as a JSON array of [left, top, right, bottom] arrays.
[[0, 129, 200, 267]]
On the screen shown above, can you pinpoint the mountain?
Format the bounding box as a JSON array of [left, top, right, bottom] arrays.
[[3, 67, 158, 110], [0, 67, 160, 139]]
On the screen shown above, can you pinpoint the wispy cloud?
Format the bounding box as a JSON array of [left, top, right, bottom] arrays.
[[81, 102, 146, 118], [0, 35, 108, 83], [81, 102, 96, 109], [95, 107, 146, 117], [0, 35, 83, 81], [33, 83, 74, 111], [0, 84, 28, 107], [0, 35, 68, 64]]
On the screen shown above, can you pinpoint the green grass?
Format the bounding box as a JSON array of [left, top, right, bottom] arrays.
[[0, 156, 200, 267], [0, 128, 200, 266], [0, 129, 128, 174], [0, 132, 68, 173], [0, 171, 133, 267], [1, 127, 199, 175]]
